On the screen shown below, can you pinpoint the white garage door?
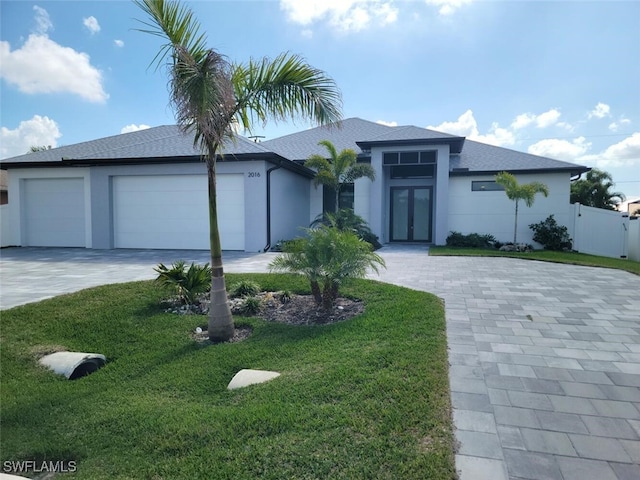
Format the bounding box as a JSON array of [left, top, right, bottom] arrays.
[[22, 178, 86, 247], [113, 174, 245, 250]]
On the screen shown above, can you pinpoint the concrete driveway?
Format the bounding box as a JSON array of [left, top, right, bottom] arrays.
[[1, 246, 639, 479]]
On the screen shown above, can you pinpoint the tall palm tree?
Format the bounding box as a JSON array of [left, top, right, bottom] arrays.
[[495, 171, 549, 244], [570, 168, 625, 210], [135, 0, 342, 342], [304, 140, 375, 212]]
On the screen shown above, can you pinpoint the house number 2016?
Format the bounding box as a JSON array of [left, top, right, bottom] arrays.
[[248, 172, 261, 178]]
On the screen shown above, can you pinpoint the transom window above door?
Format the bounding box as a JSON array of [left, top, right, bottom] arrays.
[[383, 151, 436, 165]]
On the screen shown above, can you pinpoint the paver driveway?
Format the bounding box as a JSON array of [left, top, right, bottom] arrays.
[[376, 247, 640, 480], [1, 246, 639, 479]]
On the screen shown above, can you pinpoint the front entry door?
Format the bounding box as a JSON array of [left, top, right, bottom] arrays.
[[390, 187, 432, 242]]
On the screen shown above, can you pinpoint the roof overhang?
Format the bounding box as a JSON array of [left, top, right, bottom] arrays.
[[1, 152, 316, 178], [449, 166, 592, 177], [356, 137, 465, 154]]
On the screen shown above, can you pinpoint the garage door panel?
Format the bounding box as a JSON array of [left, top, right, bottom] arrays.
[[113, 174, 244, 250], [23, 178, 85, 247]]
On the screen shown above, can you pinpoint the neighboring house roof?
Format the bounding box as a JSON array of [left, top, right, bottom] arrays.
[[0, 117, 589, 176]]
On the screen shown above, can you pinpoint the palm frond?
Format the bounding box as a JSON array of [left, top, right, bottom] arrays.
[[133, 0, 208, 69], [344, 163, 376, 183], [232, 52, 342, 131]]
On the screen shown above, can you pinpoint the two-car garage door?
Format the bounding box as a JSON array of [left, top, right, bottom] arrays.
[[112, 174, 245, 250]]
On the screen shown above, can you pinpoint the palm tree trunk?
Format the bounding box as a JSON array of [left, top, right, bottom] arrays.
[[513, 200, 519, 244], [310, 280, 322, 305], [206, 155, 234, 342], [322, 278, 334, 311], [334, 186, 340, 212]]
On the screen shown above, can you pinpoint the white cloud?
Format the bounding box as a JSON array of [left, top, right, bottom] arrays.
[[0, 115, 61, 159], [511, 113, 535, 130], [376, 120, 397, 127], [301, 29, 313, 39], [121, 124, 151, 134], [579, 132, 640, 168], [557, 121, 574, 131], [32, 6, 53, 35], [535, 109, 561, 128], [428, 110, 514, 147], [0, 34, 108, 103], [527, 137, 591, 161], [620, 118, 631, 125], [279, 0, 398, 32], [428, 109, 477, 136], [588, 102, 610, 119], [609, 122, 619, 132], [511, 109, 561, 129], [83, 16, 100, 35], [114, 39, 124, 48], [425, 0, 474, 16], [476, 123, 515, 147]]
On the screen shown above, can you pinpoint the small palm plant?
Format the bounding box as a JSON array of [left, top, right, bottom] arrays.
[[154, 261, 212, 305], [495, 172, 549, 244], [304, 140, 375, 212], [311, 208, 381, 249], [269, 226, 385, 310]]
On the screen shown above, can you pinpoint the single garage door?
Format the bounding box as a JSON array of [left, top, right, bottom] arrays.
[[22, 178, 86, 247], [113, 174, 245, 250]]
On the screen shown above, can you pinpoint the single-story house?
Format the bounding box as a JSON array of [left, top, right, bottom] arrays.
[[0, 117, 589, 251]]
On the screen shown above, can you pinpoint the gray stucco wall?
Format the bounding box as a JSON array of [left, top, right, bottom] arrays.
[[270, 166, 311, 246]]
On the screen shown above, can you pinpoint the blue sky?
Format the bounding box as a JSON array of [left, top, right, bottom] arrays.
[[1, 0, 639, 201]]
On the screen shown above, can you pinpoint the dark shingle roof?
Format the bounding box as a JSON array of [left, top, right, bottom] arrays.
[[1, 117, 589, 176], [261, 118, 392, 160], [452, 139, 587, 175], [0, 125, 273, 164]]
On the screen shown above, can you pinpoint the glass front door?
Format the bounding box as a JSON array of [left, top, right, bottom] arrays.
[[390, 187, 432, 242]]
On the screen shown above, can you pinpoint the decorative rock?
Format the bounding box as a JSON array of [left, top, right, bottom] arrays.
[[227, 369, 280, 390]]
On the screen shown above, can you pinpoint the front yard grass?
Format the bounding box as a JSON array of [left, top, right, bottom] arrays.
[[0, 273, 455, 480], [429, 246, 640, 275]]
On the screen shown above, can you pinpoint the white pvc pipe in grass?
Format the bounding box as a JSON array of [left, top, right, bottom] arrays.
[[39, 352, 106, 380]]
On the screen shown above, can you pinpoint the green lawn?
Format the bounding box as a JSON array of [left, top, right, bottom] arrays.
[[0, 273, 455, 480], [429, 246, 640, 275]]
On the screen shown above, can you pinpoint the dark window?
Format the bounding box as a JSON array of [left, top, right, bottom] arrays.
[[383, 152, 399, 165], [339, 183, 354, 210], [323, 184, 354, 212], [420, 151, 437, 164], [472, 181, 504, 191], [384, 150, 436, 166], [399, 151, 419, 164], [390, 165, 434, 179]]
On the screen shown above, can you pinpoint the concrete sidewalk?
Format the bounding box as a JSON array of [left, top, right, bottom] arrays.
[[1, 246, 639, 479]]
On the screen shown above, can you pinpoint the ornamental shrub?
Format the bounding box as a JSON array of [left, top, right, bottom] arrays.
[[154, 261, 211, 305], [446, 231, 497, 248], [529, 215, 572, 251]]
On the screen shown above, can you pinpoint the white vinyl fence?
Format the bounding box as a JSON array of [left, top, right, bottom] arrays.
[[628, 217, 640, 262], [570, 203, 637, 260]]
